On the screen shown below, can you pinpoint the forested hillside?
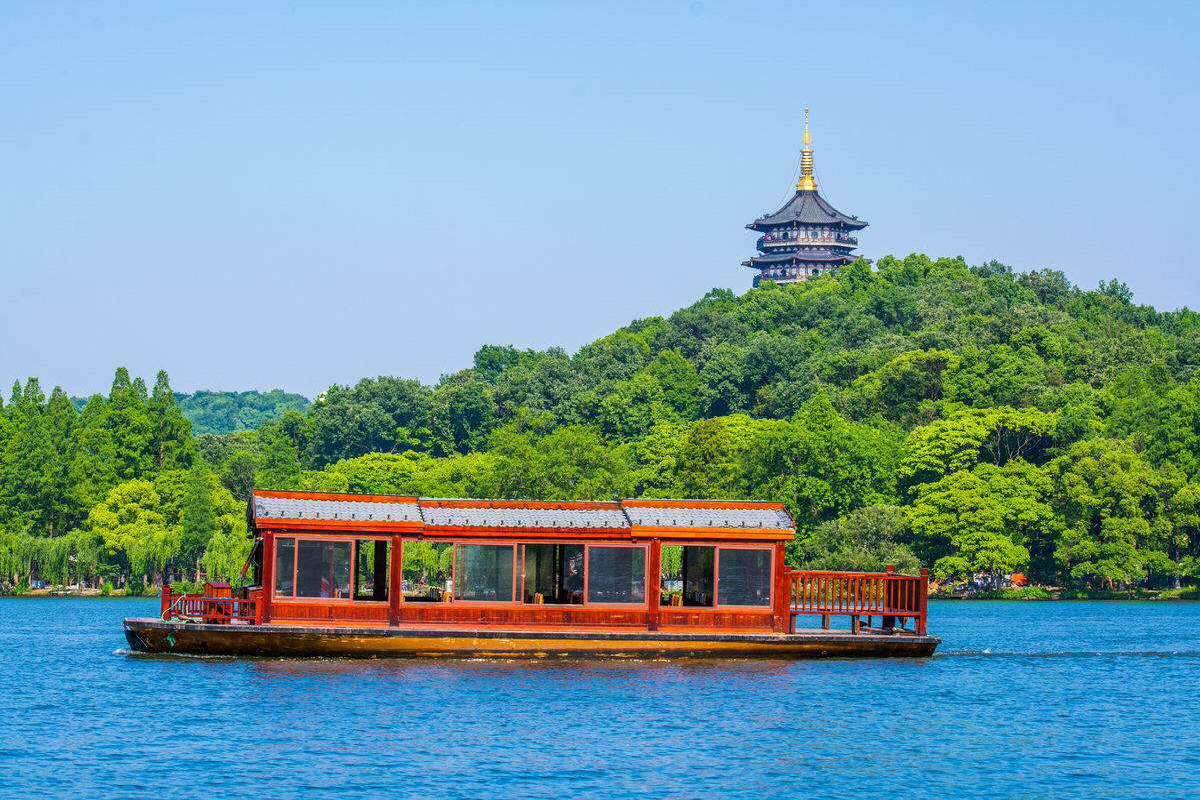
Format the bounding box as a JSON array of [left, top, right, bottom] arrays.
[[4, 254, 1200, 593], [175, 390, 309, 435], [72, 390, 309, 435]]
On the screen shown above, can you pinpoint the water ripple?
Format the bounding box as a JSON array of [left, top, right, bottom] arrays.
[[2, 598, 1199, 800]]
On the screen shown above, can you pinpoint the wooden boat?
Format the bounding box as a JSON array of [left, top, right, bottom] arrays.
[[123, 490, 938, 659]]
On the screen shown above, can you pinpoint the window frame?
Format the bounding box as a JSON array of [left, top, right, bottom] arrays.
[[661, 541, 775, 611], [660, 543, 717, 608], [450, 540, 519, 605], [582, 542, 650, 609], [396, 538, 454, 601], [518, 540, 585, 606], [352, 537, 393, 602], [271, 533, 391, 604], [714, 544, 775, 609]]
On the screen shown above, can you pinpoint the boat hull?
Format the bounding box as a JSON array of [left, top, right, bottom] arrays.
[[123, 618, 939, 659]]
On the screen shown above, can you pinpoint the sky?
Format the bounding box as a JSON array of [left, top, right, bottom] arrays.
[[2, 1, 1198, 398]]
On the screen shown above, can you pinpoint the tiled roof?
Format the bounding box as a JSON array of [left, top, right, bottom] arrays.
[[250, 493, 795, 533], [253, 495, 422, 522], [624, 505, 794, 530], [422, 505, 628, 529], [748, 189, 867, 230]]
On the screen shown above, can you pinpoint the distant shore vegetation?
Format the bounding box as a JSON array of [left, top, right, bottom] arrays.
[[3, 255, 1199, 596], [72, 389, 309, 436]]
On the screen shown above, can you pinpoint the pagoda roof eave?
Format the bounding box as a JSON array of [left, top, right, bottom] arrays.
[[744, 251, 858, 267], [748, 189, 868, 230]]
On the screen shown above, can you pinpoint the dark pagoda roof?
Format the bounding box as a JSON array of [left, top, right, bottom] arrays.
[[742, 249, 857, 268], [747, 189, 867, 231]]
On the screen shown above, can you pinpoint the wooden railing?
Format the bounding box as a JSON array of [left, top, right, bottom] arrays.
[[160, 585, 260, 625], [786, 566, 929, 636]]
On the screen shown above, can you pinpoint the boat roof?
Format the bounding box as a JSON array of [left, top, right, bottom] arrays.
[[250, 490, 795, 541]]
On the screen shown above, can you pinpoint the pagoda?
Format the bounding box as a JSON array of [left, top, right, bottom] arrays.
[[743, 111, 867, 285]]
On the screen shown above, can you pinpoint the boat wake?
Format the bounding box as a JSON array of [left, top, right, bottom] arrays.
[[940, 648, 1200, 658]]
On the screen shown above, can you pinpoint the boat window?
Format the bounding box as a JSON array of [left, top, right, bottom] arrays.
[[401, 541, 453, 601], [274, 537, 295, 597], [295, 539, 352, 599], [586, 546, 646, 605], [354, 539, 390, 601], [717, 548, 772, 607], [661, 545, 715, 606], [522, 543, 584, 604], [455, 544, 515, 602]]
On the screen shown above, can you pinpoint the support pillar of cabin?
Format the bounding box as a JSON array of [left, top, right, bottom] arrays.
[[647, 539, 661, 631], [388, 536, 403, 626], [772, 541, 788, 633], [260, 531, 274, 624]]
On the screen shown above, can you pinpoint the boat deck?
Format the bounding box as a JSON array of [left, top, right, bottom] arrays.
[[123, 617, 940, 659]]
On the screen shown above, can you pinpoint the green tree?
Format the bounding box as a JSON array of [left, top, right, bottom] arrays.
[[699, 342, 748, 416], [106, 368, 153, 480], [147, 370, 194, 470], [849, 349, 959, 422], [792, 505, 920, 572], [898, 406, 1055, 492], [198, 481, 251, 582], [256, 423, 302, 490], [748, 394, 898, 532], [597, 372, 677, 441], [430, 373, 496, 456], [180, 461, 218, 578], [487, 423, 630, 500], [66, 395, 118, 522], [644, 349, 707, 419], [0, 379, 56, 534], [1046, 439, 1170, 588], [305, 377, 434, 466], [908, 461, 1053, 587], [86, 479, 180, 585]]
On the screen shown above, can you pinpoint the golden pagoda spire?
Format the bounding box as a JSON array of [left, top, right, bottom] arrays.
[[796, 108, 818, 192]]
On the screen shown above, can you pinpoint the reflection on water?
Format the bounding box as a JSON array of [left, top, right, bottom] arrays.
[[2, 598, 1199, 799]]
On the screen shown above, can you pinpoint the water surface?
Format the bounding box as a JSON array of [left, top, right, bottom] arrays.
[[1, 599, 1197, 799]]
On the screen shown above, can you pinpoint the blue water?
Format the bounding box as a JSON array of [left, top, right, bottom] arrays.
[[1, 600, 1197, 799]]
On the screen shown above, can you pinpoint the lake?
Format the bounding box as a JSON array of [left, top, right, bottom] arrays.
[[1, 598, 1197, 799]]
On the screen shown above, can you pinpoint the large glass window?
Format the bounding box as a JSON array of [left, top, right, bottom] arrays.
[[522, 544, 584, 604], [454, 544, 515, 602], [717, 548, 772, 607], [354, 539, 389, 601], [402, 541, 453, 601], [587, 546, 646, 605], [274, 537, 295, 596], [296, 539, 352, 599]]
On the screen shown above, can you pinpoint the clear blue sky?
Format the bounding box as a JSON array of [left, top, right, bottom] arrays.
[[3, 1, 1198, 398]]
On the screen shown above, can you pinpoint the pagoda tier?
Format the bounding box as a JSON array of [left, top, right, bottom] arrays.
[[743, 112, 867, 286], [744, 248, 857, 286]]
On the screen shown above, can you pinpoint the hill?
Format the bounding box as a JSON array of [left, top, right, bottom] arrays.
[[174, 390, 309, 435], [72, 389, 309, 436], [5, 254, 1200, 592]]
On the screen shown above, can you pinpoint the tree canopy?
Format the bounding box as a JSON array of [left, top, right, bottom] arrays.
[[5, 254, 1200, 592]]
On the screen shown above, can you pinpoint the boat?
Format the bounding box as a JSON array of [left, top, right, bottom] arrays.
[[123, 490, 939, 658]]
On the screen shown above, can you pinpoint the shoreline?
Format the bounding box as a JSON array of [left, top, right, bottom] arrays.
[[932, 588, 1200, 601], [1, 589, 155, 599]]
